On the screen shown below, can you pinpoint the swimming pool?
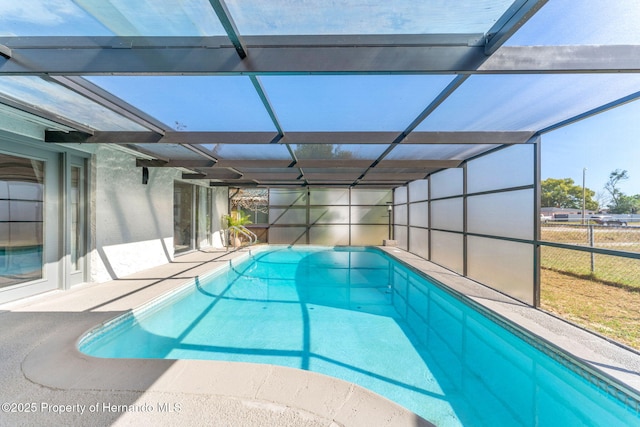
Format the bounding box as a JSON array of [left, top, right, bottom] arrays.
[[79, 246, 640, 426]]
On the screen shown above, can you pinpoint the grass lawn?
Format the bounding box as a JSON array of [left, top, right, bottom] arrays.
[[541, 268, 640, 351]]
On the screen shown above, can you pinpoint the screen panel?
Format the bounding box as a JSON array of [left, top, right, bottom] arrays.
[[418, 74, 640, 132], [226, 0, 514, 35]]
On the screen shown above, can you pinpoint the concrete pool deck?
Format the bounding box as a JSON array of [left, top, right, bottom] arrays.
[[1, 246, 639, 426]]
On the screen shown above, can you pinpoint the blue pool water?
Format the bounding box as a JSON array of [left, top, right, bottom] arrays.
[[79, 246, 639, 426]]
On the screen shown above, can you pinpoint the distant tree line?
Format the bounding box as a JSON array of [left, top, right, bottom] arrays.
[[541, 169, 640, 214]]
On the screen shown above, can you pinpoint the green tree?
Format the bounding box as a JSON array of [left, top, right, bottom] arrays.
[[541, 177, 598, 209], [610, 193, 640, 214], [605, 169, 631, 213]]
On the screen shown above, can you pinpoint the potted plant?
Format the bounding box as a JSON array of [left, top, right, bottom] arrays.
[[224, 211, 253, 247]]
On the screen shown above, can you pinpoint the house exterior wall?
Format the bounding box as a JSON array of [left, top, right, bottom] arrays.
[[0, 112, 230, 301], [90, 145, 180, 282], [90, 146, 229, 282]]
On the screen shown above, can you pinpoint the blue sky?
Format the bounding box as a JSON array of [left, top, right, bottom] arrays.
[[541, 98, 640, 197]]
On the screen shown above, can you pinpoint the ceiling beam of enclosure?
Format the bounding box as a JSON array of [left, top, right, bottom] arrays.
[[45, 131, 535, 145], [207, 0, 248, 59], [2, 40, 639, 75]]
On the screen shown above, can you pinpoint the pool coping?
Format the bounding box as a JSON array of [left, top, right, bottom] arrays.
[[377, 246, 640, 411], [4, 245, 640, 425]]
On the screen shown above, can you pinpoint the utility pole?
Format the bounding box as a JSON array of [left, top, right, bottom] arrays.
[[582, 167, 587, 225]]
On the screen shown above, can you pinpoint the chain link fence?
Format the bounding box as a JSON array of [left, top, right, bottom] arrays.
[[540, 224, 640, 349], [541, 224, 640, 288]]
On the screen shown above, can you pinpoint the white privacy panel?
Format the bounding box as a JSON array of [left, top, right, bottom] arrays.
[[409, 201, 429, 228], [309, 225, 350, 246], [351, 225, 388, 246], [467, 189, 534, 240], [268, 226, 307, 244], [309, 206, 349, 224], [408, 179, 429, 202], [467, 236, 534, 305], [431, 231, 464, 274], [430, 198, 463, 232], [351, 189, 392, 205], [394, 203, 408, 226], [309, 188, 350, 205], [394, 186, 408, 205], [269, 207, 307, 224], [269, 188, 308, 206], [351, 205, 389, 224], [467, 144, 534, 194], [394, 225, 408, 250], [409, 227, 429, 259], [430, 168, 463, 199]]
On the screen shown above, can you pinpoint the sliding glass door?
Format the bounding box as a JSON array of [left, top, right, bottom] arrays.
[[0, 153, 45, 288], [174, 182, 194, 253], [173, 182, 214, 254], [0, 142, 89, 303]]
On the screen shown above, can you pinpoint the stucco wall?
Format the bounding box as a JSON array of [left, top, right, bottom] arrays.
[[90, 146, 180, 282]]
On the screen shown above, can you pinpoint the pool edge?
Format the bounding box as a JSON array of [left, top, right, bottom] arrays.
[[376, 245, 640, 414]]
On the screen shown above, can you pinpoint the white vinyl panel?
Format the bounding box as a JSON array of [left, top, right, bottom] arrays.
[[409, 227, 429, 259], [431, 198, 463, 232], [408, 179, 429, 202], [269, 188, 308, 206], [394, 225, 408, 250], [394, 203, 408, 226], [268, 227, 307, 244], [467, 144, 534, 193], [467, 189, 534, 240], [310, 188, 349, 205], [430, 168, 463, 199], [309, 206, 349, 224], [351, 189, 392, 205], [467, 236, 534, 305], [309, 225, 350, 245], [431, 230, 464, 274], [351, 206, 389, 224], [409, 201, 429, 228], [394, 186, 408, 205], [269, 207, 306, 225], [351, 225, 388, 246], [0, 200, 7, 221]]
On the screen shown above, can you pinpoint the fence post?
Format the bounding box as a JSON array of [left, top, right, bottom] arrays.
[[589, 224, 595, 274]]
